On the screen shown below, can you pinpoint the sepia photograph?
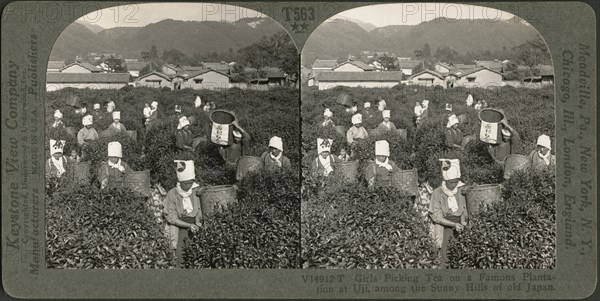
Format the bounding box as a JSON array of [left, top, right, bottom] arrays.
[[301, 3, 556, 269], [44, 3, 300, 269]]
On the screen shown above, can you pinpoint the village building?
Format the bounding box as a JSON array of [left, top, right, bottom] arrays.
[[136, 71, 174, 89], [47, 61, 66, 73], [182, 70, 230, 90], [475, 60, 504, 73], [453, 67, 503, 88], [61, 61, 104, 73], [433, 62, 453, 74], [46, 72, 130, 91], [135, 68, 231, 90], [315, 71, 403, 90], [202, 62, 231, 75], [409, 69, 446, 87], [397, 60, 422, 76], [311, 59, 338, 77], [125, 61, 149, 78], [333, 59, 375, 72]]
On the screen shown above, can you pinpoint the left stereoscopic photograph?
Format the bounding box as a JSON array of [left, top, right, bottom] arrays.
[[45, 3, 300, 269]]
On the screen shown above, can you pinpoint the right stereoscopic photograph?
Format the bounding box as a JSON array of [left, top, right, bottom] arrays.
[[301, 3, 555, 269]]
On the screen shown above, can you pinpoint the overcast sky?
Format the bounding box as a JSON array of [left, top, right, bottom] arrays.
[[79, 3, 266, 28], [336, 3, 517, 27]]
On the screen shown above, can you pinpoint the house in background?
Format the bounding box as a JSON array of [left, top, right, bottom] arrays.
[[316, 71, 403, 90], [47, 61, 65, 72], [125, 61, 149, 78], [397, 60, 422, 76], [202, 62, 231, 75], [454, 63, 477, 72], [453, 67, 503, 88], [333, 59, 375, 72], [61, 61, 103, 73], [46, 73, 130, 91], [475, 60, 504, 73], [183, 70, 230, 90], [136, 71, 173, 88], [409, 70, 446, 87], [433, 62, 453, 74], [161, 64, 181, 76], [311, 59, 338, 77]]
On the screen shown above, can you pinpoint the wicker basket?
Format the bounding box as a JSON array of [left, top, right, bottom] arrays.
[[332, 160, 359, 184], [124, 170, 151, 197], [464, 184, 502, 216], [504, 154, 530, 179], [209, 110, 235, 146], [70, 161, 90, 186], [390, 169, 418, 196], [199, 185, 237, 217], [236, 156, 263, 180], [478, 108, 504, 144]]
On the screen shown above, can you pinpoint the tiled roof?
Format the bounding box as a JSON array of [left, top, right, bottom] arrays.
[[476, 60, 503, 70], [311, 59, 338, 69], [137, 71, 172, 81], [186, 69, 231, 79], [454, 64, 477, 70], [125, 62, 148, 71], [411, 69, 445, 79], [61, 61, 103, 72], [47, 61, 65, 70], [46, 72, 130, 83], [203, 62, 230, 72], [334, 60, 375, 71], [181, 65, 204, 72], [456, 67, 504, 78], [318, 71, 404, 82], [397, 60, 422, 69]]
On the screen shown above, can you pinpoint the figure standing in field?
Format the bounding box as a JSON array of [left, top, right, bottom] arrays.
[[194, 94, 202, 108], [107, 111, 127, 135], [173, 105, 182, 130], [321, 108, 335, 128], [98, 141, 132, 190], [346, 113, 368, 158], [530, 134, 555, 170], [164, 160, 203, 266], [106, 99, 116, 113], [337, 146, 351, 162], [429, 159, 468, 269], [465, 94, 474, 107], [69, 145, 81, 163], [377, 110, 397, 132], [176, 116, 195, 152], [414, 101, 423, 126], [143, 101, 151, 125], [51, 110, 65, 130], [77, 115, 99, 159], [445, 114, 465, 151], [146, 101, 159, 133], [445, 103, 453, 117], [46, 139, 70, 180], [487, 119, 520, 164], [416, 100, 430, 127], [310, 138, 337, 177], [261, 136, 291, 171], [364, 140, 398, 188], [218, 119, 251, 165], [362, 102, 374, 123], [91, 103, 104, 122]]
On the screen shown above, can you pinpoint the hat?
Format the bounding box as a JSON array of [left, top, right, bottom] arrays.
[[175, 105, 181, 113], [112, 111, 121, 120], [446, 114, 459, 128], [317, 138, 333, 154], [49, 139, 65, 155], [364, 102, 371, 108], [351, 113, 362, 125], [501, 128, 511, 137], [466, 94, 474, 106], [54, 110, 63, 119], [175, 160, 195, 182], [382, 110, 391, 118], [375, 140, 390, 157], [233, 130, 242, 138], [107, 141, 122, 158], [151, 101, 158, 108], [378, 99, 386, 107], [323, 108, 333, 117], [82, 115, 93, 126], [194, 96, 202, 108], [422, 99, 429, 107], [445, 103, 453, 111], [269, 136, 283, 151], [537, 134, 551, 150], [177, 116, 190, 130], [93, 103, 100, 110], [440, 159, 461, 180]]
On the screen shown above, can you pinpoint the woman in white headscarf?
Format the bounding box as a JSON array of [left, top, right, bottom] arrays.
[[176, 116, 194, 151], [261, 136, 291, 172], [377, 110, 397, 132], [321, 108, 335, 128], [46, 139, 70, 180], [107, 111, 127, 135], [310, 138, 337, 177], [97, 142, 132, 190], [416, 100, 430, 126], [429, 159, 468, 268], [51, 110, 65, 129], [530, 134, 556, 170], [146, 101, 159, 132], [164, 160, 202, 265], [445, 114, 464, 151], [364, 140, 398, 188]]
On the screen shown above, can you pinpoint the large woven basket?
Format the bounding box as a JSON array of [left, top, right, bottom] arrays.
[[503, 154, 530, 179], [390, 169, 418, 196], [199, 185, 237, 217], [70, 161, 90, 186], [124, 170, 151, 197], [236, 156, 263, 180], [332, 160, 359, 184], [464, 184, 502, 216], [209, 110, 235, 146]]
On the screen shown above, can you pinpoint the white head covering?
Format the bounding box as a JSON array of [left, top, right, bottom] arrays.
[[537, 135, 551, 150], [175, 105, 182, 113], [107, 141, 122, 158], [317, 138, 332, 154], [269, 136, 283, 151], [446, 114, 459, 128], [82, 115, 93, 126], [422, 99, 429, 108], [466, 94, 474, 106], [233, 130, 242, 138], [440, 159, 461, 180], [177, 116, 190, 130], [151, 101, 158, 109], [446, 103, 453, 111], [194, 95, 202, 108], [93, 103, 100, 110], [364, 102, 371, 108], [501, 128, 511, 137], [377, 100, 386, 111], [54, 110, 63, 119], [375, 140, 390, 157], [382, 110, 391, 119], [175, 160, 195, 182], [323, 108, 333, 117], [351, 113, 362, 125], [107, 101, 115, 113], [112, 111, 121, 120], [49, 139, 65, 155]]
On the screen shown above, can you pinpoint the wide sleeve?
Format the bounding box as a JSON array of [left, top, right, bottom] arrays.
[[91, 129, 99, 140], [97, 163, 108, 184], [346, 128, 354, 144], [164, 191, 180, 225], [176, 131, 184, 149], [121, 161, 133, 173], [445, 130, 453, 148], [428, 190, 445, 224], [77, 129, 85, 145], [363, 127, 369, 138], [390, 122, 397, 131], [364, 162, 376, 184], [121, 124, 128, 132]]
